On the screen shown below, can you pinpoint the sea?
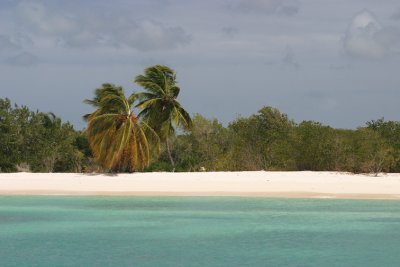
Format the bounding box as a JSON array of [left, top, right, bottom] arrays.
[[1, 196, 399, 267]]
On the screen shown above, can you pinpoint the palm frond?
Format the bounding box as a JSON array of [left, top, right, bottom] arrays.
[[170, 85, 180, 98], [135, 98, 163, 110], [134, 65, 192, 143], [84, 83, 159, 172]]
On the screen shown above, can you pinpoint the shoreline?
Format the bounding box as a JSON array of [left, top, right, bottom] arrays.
[[1, 191, 400, 200], [1, 171, 400, 200]]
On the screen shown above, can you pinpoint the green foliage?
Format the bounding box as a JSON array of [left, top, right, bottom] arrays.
[[146, 107, 399, 175], [351, 128, 394, 174], [145, 115, 229, 172], [186, 114, 230, 170], [366, 118, 400, 172], [0, 98, 85, 172], [84, 84, 159, 172], [293, 121, 336, 171], [134, 65, 192, 138], [3, 89, 400, 175], [175, 114, 230, 171], [0, 98, 19, 172], [134, 65, 192, 168], [227, 107, 296, 171]]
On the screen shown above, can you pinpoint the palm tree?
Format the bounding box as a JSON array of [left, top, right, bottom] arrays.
[[134, 65, 192, 169], [84, 83, 159, 172]]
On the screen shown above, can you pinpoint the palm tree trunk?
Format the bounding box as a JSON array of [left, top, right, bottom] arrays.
[[165, 137, 175, 171]]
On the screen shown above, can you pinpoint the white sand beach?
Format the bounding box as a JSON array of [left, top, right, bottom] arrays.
[[1, 171, 400, 199]]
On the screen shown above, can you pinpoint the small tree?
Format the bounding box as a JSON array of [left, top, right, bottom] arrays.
[[293, 121, 336, 171], [354, 128, 394, 176]]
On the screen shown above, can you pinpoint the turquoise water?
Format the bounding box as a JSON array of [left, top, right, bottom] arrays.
[[1, 197, 400, 267]]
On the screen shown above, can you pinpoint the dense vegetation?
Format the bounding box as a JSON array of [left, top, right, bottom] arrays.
[[0, 98, 90, 172], [1, 66, 399, 174], [152, 108, 400, 175]]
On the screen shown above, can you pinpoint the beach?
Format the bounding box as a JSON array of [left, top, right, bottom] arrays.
[[0, 171, 399, 199]]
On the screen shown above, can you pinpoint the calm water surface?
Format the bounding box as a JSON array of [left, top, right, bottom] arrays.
[[0, 196, 400, 267]]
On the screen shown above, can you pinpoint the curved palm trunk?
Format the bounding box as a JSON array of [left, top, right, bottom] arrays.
[[165, 137, 175, 172]]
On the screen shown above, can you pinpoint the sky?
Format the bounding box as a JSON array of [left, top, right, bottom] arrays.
[[0, 0, 400, 130]]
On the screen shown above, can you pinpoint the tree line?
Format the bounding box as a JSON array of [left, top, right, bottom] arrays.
[[155, 108, 400, 175], [1, 65, 399, 174], [0, 98, 90, 172]]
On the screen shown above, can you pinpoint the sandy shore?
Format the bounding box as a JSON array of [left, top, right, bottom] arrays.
[[1, 171, 400, 199]]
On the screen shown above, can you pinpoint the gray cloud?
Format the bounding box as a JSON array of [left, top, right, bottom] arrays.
[[12, 32, 34, 47], [112, 20, 191, 51], [282, 46, 300, 69], [0, 0, 18, 9], [304, 91, 337, 111], [278, 5, 299, 16], [1, 0, 400, 130], [15, 1, 191, 51], [221, 26, 238, 38], [5, 52, 39, 66], [391, 8, 400, 20], [329, 63, 352, 71], [375, 27, 400, 52], [139, 57, 168, 68], [0, 35, 21, 53], [343, 10, 400, 59], [229, 0, 299, 16], [16, 1, 78, 36]]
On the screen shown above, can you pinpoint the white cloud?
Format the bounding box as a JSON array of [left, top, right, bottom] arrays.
[[15, 1, 191, 51], [343, 10, 400, 59], [229, 0, 299, 16], [5, 52, 39, 66]]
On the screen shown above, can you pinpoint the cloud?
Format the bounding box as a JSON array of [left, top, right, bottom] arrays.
[[343, 10, 400, 59], [221, 27, 238, 38], [139, 57, 167, 68], [304, 91, 338, 111], [113, 20, 191, 51], [15, 1, 191, 51], [329, 63, 351, 71], [229, 0, 299, 16], [5, 52, 39, 66], [282, 46, 300, 69], [278, 4, 299, 16], [0, 0, 18, 9], [0, 35, 21, 53], [391, 8, 400, 20], [16, 1, 78, 36]]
